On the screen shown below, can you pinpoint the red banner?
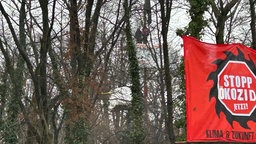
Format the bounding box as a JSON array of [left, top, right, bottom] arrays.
[[183, 36, 256, 142]]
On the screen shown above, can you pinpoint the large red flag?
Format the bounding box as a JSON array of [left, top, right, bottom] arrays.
[[183, 36, 256, 142]]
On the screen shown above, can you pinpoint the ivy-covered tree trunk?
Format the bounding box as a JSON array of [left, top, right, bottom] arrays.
[[176, 0, 210, 142], [5, 0, 26, 142], [0, 0, 26, 143], [123, 0, 145, 143], [187, 0, 210, 39]]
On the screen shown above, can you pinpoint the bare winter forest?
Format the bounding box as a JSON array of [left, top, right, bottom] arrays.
[[0, 0, 254, 143]]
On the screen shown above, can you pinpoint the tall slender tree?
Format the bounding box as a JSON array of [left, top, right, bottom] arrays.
[[158, 0, 175, 143], [123, 0, 145, 143]]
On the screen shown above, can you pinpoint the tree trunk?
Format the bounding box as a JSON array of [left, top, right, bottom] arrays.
[[37, 0, 53, 143], [65, 0, 89, 143], [124, 0, 145, 143], [216, 17, 225, 44], [158, 0, 175, 143], [64, 0, 103, 143], [211, 0, 240, 44]]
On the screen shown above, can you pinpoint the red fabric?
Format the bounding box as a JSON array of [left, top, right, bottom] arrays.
[[183, 36, 256, 142]]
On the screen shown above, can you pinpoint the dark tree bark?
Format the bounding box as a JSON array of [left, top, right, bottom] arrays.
[[63, 0, 104, 143], [210, 0, 240, 44], [158, 0, 175, 143], [69, 0, 81, 74], [64, 0, 89, 143], [36, 0, 55, 143]]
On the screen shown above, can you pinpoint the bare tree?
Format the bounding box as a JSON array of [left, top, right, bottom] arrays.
[[210, 0, 241, 44], [157, 0, 176, 143]]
